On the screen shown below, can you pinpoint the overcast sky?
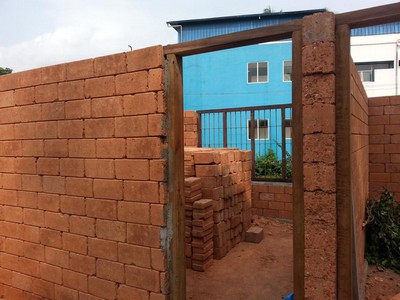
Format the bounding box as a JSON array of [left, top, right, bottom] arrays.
[[0, 0, 397, 72]]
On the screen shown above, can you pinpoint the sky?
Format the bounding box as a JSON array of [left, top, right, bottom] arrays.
[[0, 0, 397, 72]]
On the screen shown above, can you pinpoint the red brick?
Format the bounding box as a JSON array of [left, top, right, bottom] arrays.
[[14, 87, 35, 105], [369, 134, 391, 144], [15, 123, 36, 139], [304, 163, 336, 192], [85, 118, 115, 138], [369, 163, 385, 173], [22, 175, 43, 192], [369, 125, 384, 135], [62, 269, 88, 292], [368, 106, 383, 116], [60, 158, 85, 177], [22, 140, 44, 157], [0, 252, 19, 270], [85, 159, 114, 178], [39, 262, 62, 284], [118, 202, 150, 224], [151, 248, 166, 272], [32, 277, 55, 298], [66, 177, 93, 197], [93, 179, 123, 200], [70, 253, 95, 275], [58, 80, 84, 100], [36, 193, 60, 214], [92, 96, 123, 117], [302, 74, 335, 105], [60, 195, 85, 215], [0, 157, 16, 173], [94, 53, 126, 76], [125, 265, 160, 292], [96, 219, 126, 242], [4, 238, 24, 255], [387, 163, 400, 172], [96, 139, 126, 158], [88, 238, 118, 261], [44, 139, 68, 157], [370, 173, 391, 182], [123, 92, 157, 115], [24, 241, 45, 261], [40, 228, 62, 248], [45, 247, 69, 268], [2, 173, 22, 189], [18, 104, 41, 122], [17, 191, 38, 209], [148, 68, 163, 91], [66, 59, 94, 80], [127, 224, 160, 248], [390, 115, 400, 124], [369, 97, 389, 106], [385, 144, 400, 154], [0, 90, 15, 107], [86, 198, 117, 220], [118, 285, 148, 300], [63, 233, 87, 255], [370, 153, 390, 163], [55, 285, 79, 300], [0, 140, 22, 156], [34, 84, 58, 103], [115, 115, 148, 137], [302, 12, 335, 43], [43, 176, 66, 194], [150, 159, 167, 181], [41, 64, 67, 84], [391, 154, 400, 163], [3, 206, 22, 223], [0, 189, 18, 206], [385, 125, 400, 134], [127, 137, 165, 159], [18, 257, 40, 277], [58, 119, 84, 138], [150, 293, 167, 300], [391, 135, 400, 143], [124, 181, 159, 203], [42, 102, 65, 120], [68, 139, 96, 158], [12, 271, 33, 292], [65, 99, 91, 119], [302, 41, 335, 75], [303, 104, 335, 134], [95, 259, 124, 283], [369, 115, 390, 125], [0, 124, 15, 140], [196, 165, 222, 177], [44, 212, 69, 231], [88, 276, 117, 300], [70, 216, 95, 237], [126, 46, 163, 72], [150, 204, 166, 226], [23, 208, 44, 227], [115, 159, 149, 180], [149, 114, 166, 136], [85, 76, 115, 98], [384, 105, 400, 115], [118, 243, 151, 267], [0, 107, 19, 124], [116, 71, 148, 95], [37, 158, 59, 175]]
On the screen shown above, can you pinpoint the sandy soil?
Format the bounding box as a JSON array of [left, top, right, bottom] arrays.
[[186, 216, 400, 300]]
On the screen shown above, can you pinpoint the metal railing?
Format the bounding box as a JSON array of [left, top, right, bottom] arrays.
[[197, 104, 292, 181]]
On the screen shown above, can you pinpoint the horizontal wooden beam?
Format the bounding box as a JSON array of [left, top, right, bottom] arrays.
[[163, 20, 301, 56], [336, 2, 400, 29]]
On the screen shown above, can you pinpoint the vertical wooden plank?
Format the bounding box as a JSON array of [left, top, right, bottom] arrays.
[[223, 111, 227, 148], [165, 53, 185, 300], [197, 113, 202, 147], [250, 111, 256, 179], [292, 30, 305, 300], [335, 24, 357, 300], [281, 108, 287, 179]]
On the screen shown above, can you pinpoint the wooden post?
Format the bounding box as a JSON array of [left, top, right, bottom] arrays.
[[292, 29, 305, 300], [165, 54, 185, 300]]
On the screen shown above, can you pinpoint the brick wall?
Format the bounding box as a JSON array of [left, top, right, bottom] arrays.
[[0, 46, 169, 299], [251, 182, 292, 220], [301, 13, 337, 299], [184, 111, 198, 147], [350, 62, 369, 281], [369, 95, 400, 200]]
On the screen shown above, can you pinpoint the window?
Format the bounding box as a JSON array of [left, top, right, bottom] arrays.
[[284, 119, 292, 139], [248, 62, 268, 83], [355, 61, 394, 82], [283, 61, 292, 82], [248, 119, 269, 140]]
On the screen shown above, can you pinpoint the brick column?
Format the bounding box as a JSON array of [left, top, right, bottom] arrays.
[[301, 13, 337, 299]]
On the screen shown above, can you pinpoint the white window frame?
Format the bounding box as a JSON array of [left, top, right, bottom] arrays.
[[283, 60, 292, 82], [247, 62, 269, 84], [247, 119, 269, 140]]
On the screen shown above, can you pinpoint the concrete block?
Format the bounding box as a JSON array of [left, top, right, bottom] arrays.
[[245, 226, 263, 243]]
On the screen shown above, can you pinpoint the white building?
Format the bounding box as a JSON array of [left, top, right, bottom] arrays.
[[351, 24, 400, 97]]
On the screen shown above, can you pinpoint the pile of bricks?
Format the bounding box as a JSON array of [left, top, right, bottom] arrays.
[[184, 147, 252, 260], [184, 111, 198, 147], [184, 177, 202, 268], [191, 199, 214, 271]]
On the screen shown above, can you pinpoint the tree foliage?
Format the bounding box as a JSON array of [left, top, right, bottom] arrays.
[[0, 67, 12, 76]]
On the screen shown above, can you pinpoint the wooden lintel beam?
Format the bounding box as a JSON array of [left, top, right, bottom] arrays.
[[336, 2, 400, 29], [163, 21, 301, 56]]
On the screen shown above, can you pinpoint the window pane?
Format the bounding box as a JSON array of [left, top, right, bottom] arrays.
[[284, 61, 292, 81], [258, 119, 268, 139], [258, 62, 268, 82], [248, 63, 258, 83], [362, 71, 372, 82]]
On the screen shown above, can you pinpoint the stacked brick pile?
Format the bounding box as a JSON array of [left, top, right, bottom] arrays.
[[184, 149, 197, 177], [184, 111, 198, 147], [184, 177, 202, 269], [191, 199, 214, 271], [184, 147, 252, 260]]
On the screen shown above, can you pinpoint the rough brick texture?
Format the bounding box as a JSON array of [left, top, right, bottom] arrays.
[[369, 95, 400, 200], [251, 182, 293, 220], [0, 45, 168, 299], [184, 111, 199, 147]]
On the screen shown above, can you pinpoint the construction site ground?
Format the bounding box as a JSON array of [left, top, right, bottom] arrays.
[[187, 216, 400, 300]]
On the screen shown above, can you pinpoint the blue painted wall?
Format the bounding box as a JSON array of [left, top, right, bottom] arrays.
[[183, 42, 292, 111]]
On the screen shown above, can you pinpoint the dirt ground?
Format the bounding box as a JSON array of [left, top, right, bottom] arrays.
[[186, 216, 400, 300]]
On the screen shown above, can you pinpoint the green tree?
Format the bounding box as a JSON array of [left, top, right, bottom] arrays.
[[0, 67, 12, 76], [263, 6, 282, 14]]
